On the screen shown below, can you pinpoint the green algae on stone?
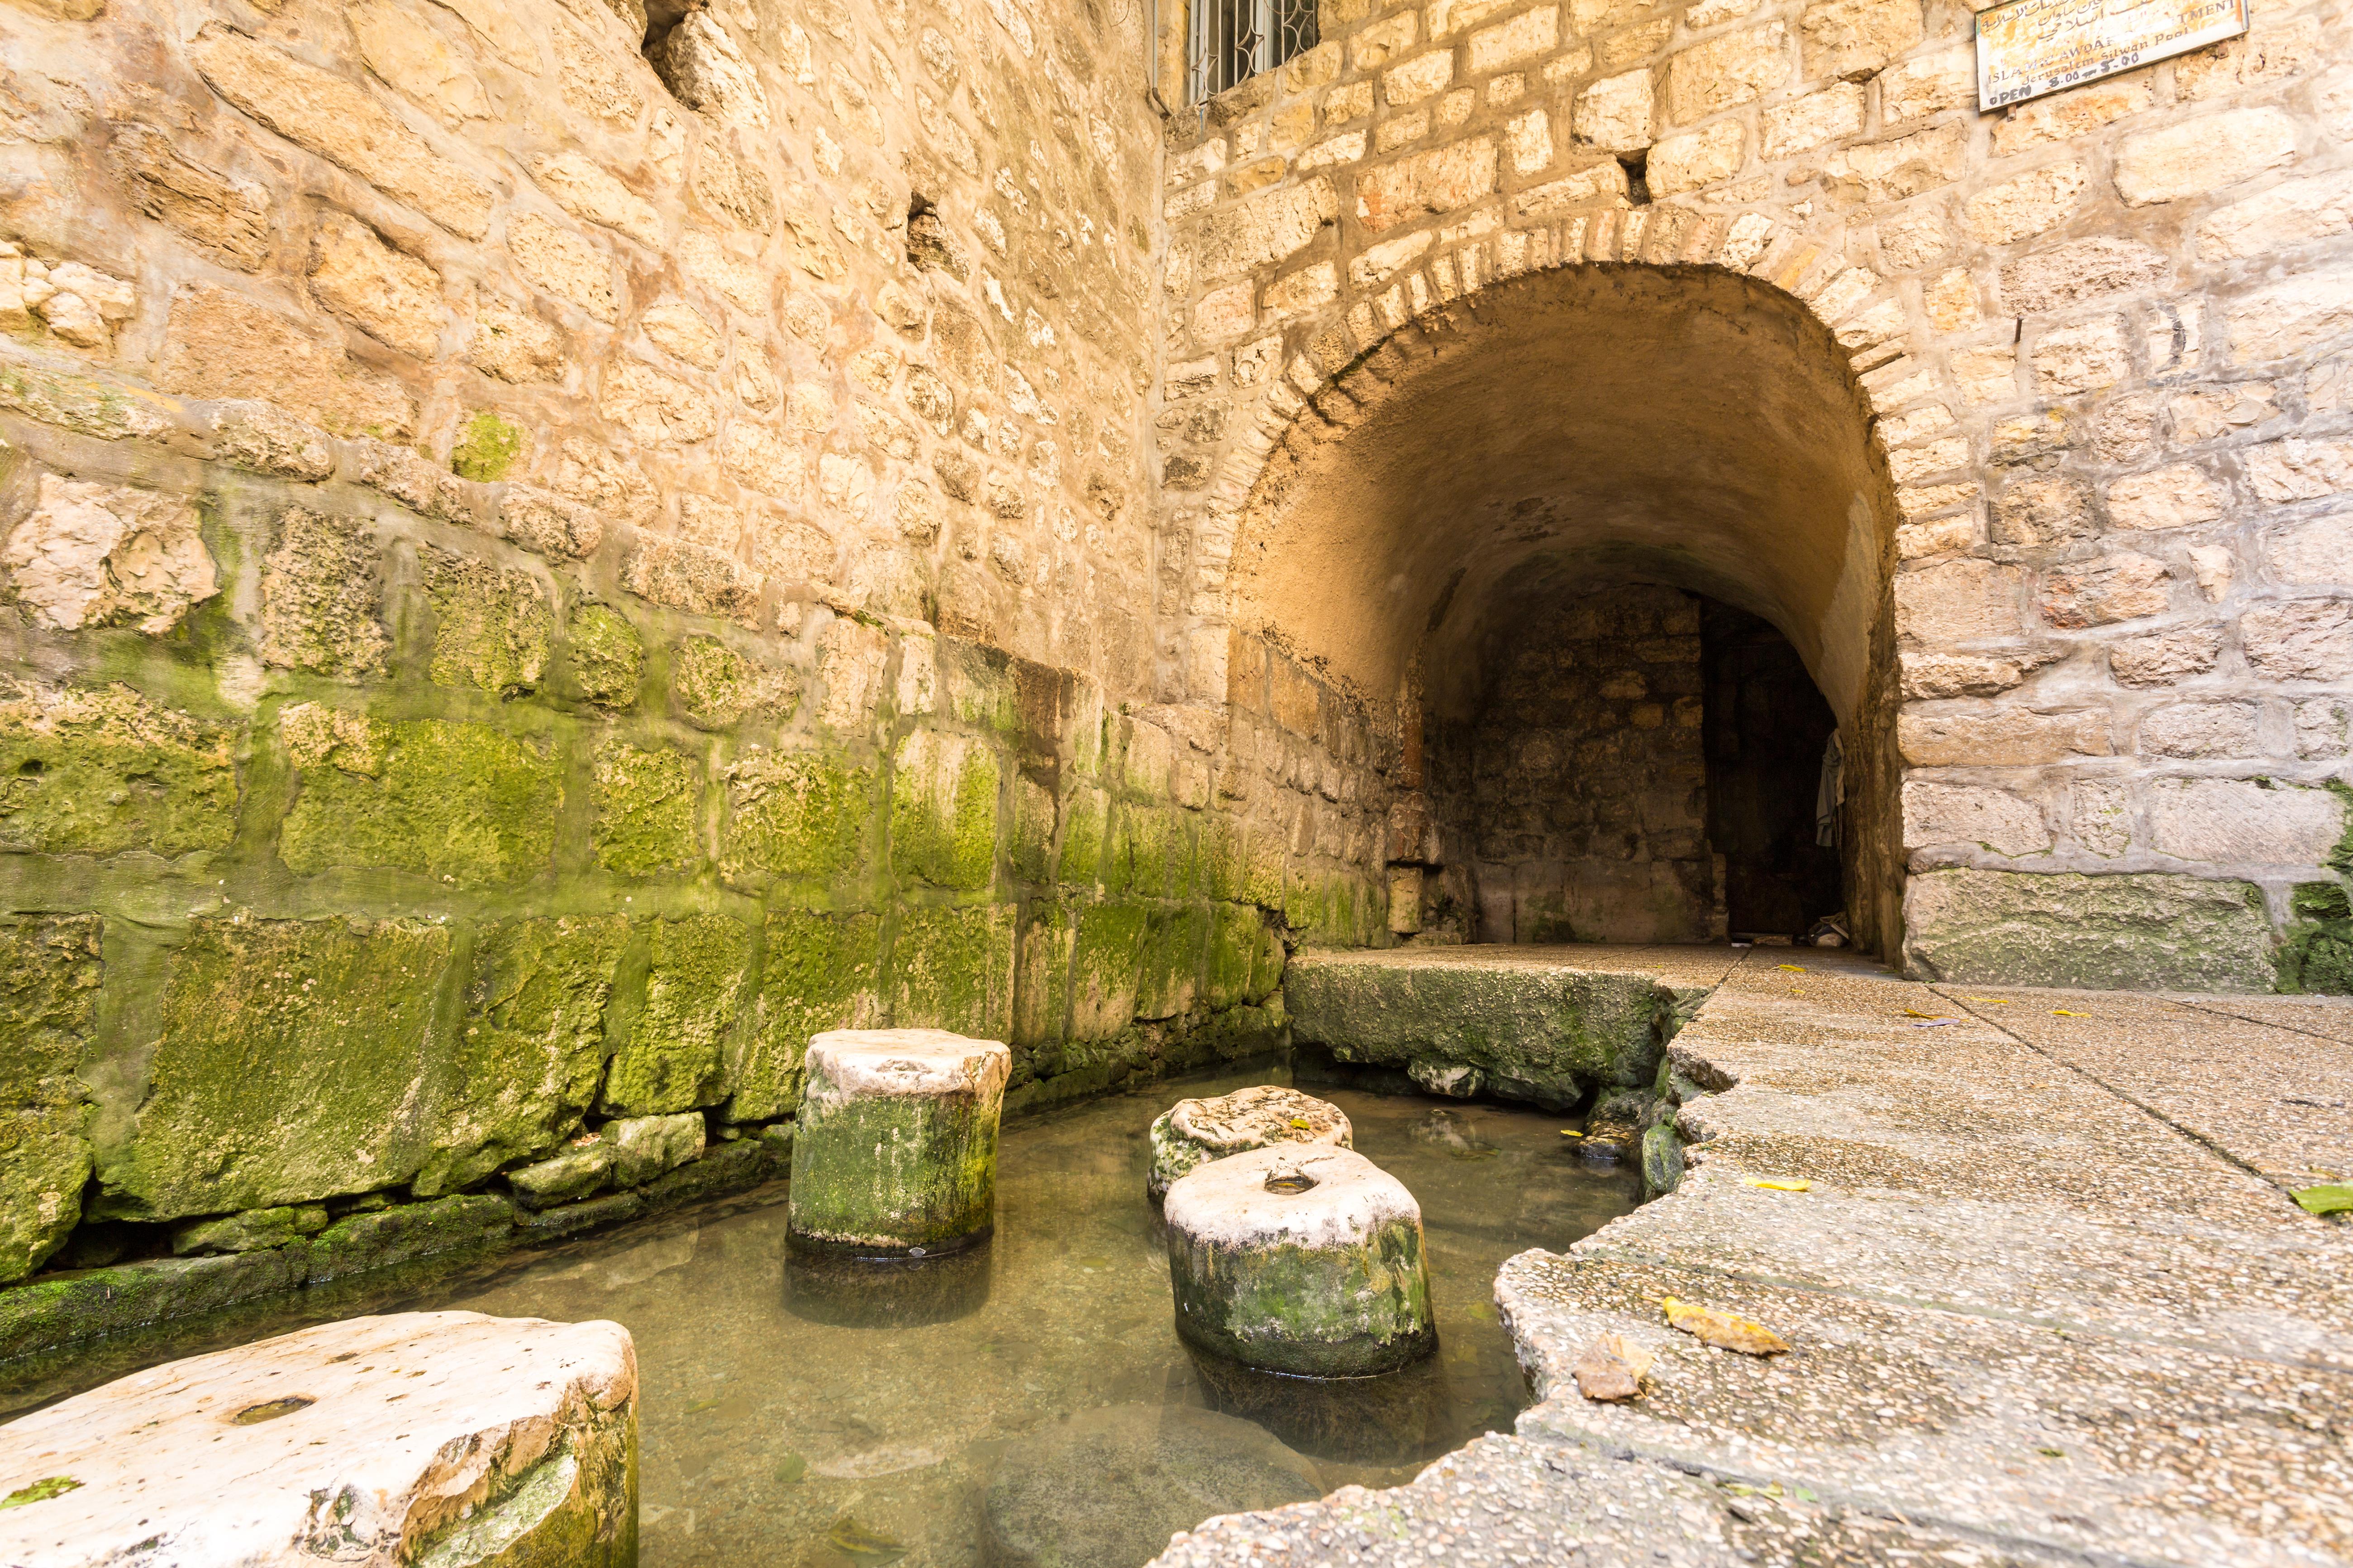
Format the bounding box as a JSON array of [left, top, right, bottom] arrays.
[[608, 1111, 704, 1185], [1205, 902, 1282, 1010], [419, 543, 553, 695], [509, 1139, 616, 1209], [567, 602, 644, 708], [891, 903, 1016, 1041], [1284, 952, 1671, 1110], [449, 409, 526, 481], [0, 679, 239, 857], [278, 711, 558, 887], [0, 1249, 313, 1361], [259, 507, 390, 679], [1137, 905, 1212, 1021], [787, 1028, 1012, 1255], [1902, 869, 2276, 993], [170, 1203, 329, 1255], [1012, 903, 1075, 1052], [2277, 880, 2353, 995], [890, 729, 1000, 891], [1009, 771, 1057, 886], [1162, 1145, 1434, 1377], [306, 1193, 514, 1283], [603, 914, 752, 1116], [674, 634, 798, 729], [592, 740, 701, 876], [1068, 901, 1150, 1041], [729, 910, 882, 1121], [100, 917, 451, 1221], [720, 751, 875, 885], [412, 915, 629, 1196], [0, 915, 102, 1284], [1057, 785, 1106, 887]]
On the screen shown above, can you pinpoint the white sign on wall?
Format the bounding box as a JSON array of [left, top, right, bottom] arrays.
[[1976, 0, 2248, 110]]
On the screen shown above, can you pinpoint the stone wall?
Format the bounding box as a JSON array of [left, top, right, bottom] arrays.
[[0, 0, 1315, 1292], [1152, 0, 2353, 993], [1426, 583, 1722, 944]]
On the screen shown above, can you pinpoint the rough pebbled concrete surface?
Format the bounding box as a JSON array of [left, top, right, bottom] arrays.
[[1157, 946, 2353, 1567]]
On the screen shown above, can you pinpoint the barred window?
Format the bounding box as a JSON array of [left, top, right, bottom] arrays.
[[1188, 0, 1319, 103]]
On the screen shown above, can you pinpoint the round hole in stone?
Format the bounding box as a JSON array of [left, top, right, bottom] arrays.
[[231, 1396, 314, 1425], [1263, 1172, 1317, 1195]]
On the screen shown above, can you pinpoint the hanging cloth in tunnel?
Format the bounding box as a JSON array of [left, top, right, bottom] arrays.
[[1815, 732, 1844, 848]]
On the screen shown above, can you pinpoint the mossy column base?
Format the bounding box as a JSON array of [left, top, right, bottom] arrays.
[[787, 1028, 1012, 1259], [1162, 1145, 1436, 1378], [1147, 1084, 1353, 1199]]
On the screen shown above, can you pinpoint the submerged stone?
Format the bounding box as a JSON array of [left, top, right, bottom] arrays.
[[1162, 1145, 1436, 1378], [787, 1028, 1011, 1257], [0, 1311, 636, 1567], [1147, 1084, 1353, 1199], [982, 1403, 1319, 1568]]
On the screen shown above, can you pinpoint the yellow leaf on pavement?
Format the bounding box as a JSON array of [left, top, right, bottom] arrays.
[[1662, 1297, 1791, 1356], [1743, 1177, 1811, 1192], [2052, 1008, 2091, 1017], [1776, 963, 1805, 972]]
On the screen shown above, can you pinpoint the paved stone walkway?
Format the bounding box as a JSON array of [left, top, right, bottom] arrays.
[[1154, 947, 2353, 1568]]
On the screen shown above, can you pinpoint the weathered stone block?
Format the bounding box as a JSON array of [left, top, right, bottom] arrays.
[[107, 122, 272, 271], [0, 915, 100, 1284], [1797, 0, 1921, 79], [100, 917, 452, 1221], [2039, 553, 2172, 628], [158, 284, 412, 437], [2148, 778, 2345, 865], [2225, 276, 2353, 367], [788, 1028, 1010, 1255], [2113, 108, 2298, 207], [1196, 179, 1338, 280], [1355, 140, 1496, 233], [730, 909, 882, 1120], [1896, 706, 2110, 766], [891, 729, 1000, 891], [3, 474, 219, 635], [720, 751, 875, 884], [604, 914, 752, 1115], [1666, 23, 1789, 124], [1902, 869, 2273, 991], [414, 915, 628, 1196], [0, 679, 239, 857], [1892, 559, 2024, 644], [279, 712, 558, 886], [2241, 598, 2353, 681], [309, 209, 446, 357], [892, 903, 1017, 1041], [260, 507, 391, 679], [592, 740, 700, 876], [419, 544, 552, 695], [1900, 781, 2049, 855], [566, 601, 644, 707]]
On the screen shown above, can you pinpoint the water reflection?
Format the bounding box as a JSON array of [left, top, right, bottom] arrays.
[[782, 1242, 995, 1330]]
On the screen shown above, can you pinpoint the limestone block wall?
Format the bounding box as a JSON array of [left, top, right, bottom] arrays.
[[0, 0, 1311, 1290], [1152, 0, 2353, 993]]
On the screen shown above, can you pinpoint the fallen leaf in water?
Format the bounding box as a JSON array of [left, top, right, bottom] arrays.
[[826, 1516, 907, 1559], [2292, 1183, 2353, 1215], [1662, 1297, 1791, 1355], [774, 1453, 807, 1485], [2052, 1009, 2091, 1017], [1743, 1177, 1811, 1192], [1559, 1129, 1583, 1138]]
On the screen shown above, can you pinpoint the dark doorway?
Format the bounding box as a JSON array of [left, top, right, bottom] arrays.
[[1700, 601, 1842, 941]]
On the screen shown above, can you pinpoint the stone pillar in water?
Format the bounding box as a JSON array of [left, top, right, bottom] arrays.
[[1147, 1084, 1353, 1199], [0, 1311, 637, 1566], [1162, 1145, 1436, 1377], [787, 1027, 1012, 1257]]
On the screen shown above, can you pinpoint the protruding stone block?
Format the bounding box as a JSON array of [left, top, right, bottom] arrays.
[[786, 1027, 1011, 1257], [1147, 1084, 1353, 1199], [0, 1311, 636, 1566], [1163, 1145, 1436, 1377]]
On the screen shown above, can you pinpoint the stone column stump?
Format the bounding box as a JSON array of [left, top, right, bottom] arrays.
[[1162, 1145, 1436, 1377], [787, 1027, 1012, 1258], [0, 1311, 637, 1568], [1147, 1083, 1353, 1199]]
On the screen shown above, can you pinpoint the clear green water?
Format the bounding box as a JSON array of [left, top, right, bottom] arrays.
[[4, 1064, 1638, 1567]]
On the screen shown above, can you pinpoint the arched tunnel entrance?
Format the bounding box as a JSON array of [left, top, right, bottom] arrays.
[[1226, 264, 1905, 954]]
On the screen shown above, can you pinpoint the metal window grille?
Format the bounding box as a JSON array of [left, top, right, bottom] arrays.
[[1188, 0, 1318, 103]]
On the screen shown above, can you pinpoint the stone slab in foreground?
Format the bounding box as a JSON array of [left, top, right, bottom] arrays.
[[0, 1311, 637, 1567]]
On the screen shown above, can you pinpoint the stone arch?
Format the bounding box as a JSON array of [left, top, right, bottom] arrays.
[[1164, 215, 1916, 950]]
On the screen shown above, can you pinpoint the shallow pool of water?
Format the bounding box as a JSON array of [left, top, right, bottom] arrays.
[[5, 1062, 1639, 1567]]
